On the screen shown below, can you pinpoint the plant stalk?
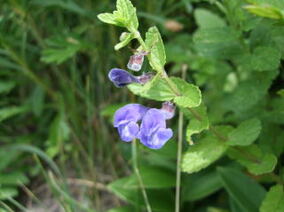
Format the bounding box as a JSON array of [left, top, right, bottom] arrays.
[[132, 139, 152, 212], [175, 104, 184, 212]]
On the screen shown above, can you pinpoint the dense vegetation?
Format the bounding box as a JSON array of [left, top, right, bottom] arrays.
[[0, 0, 283, 211]]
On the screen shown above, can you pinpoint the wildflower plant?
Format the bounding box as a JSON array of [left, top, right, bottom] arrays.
[[98, 0, 284, 211]]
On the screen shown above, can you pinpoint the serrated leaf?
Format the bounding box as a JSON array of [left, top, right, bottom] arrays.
[[193, 27, 241, 59], [114, 32, 134, 50], [116, 0, 138, 29], [145, 27, 166, 71], [227, 145, 277, 175], [186, 104, 209, 143], [260, 185, 284, 212], [171, 77, 202, 108], [224, 71, 278, 112], [194, 9, 226, 29], [251, 46, 281, 71], [97, 13, 119, 25], [217, 167, 266, 212], [127, 77, 175, 101], [228, 118, 261, 146], [182, 126, 232, 174]]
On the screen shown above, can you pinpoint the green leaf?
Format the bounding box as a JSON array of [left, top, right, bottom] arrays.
[[116, 0, 138, 29], [0, 172, 28, 185], [251, 46, 281, 71], [193, 27, 241, 59], [171, 77, 202, 108], [97, 13, 120, 26], [0, 187, 18, 200], [183, 169, 223, 201], [145, 26, 166, 71], [260, 184, 284, 212], [194, 9, 226, 29], [31, 86, 45, 117], [0, 106, 26, 122], [127, 76, 175, 101], [244, 4, 284, 19], [41, 35, 84, 64], [110, 166, 175, 189], [217, 167, 266, 212], [108, 178, 174, 212], [46, 113, 70, 158], [115, 32, 134, 50], [0, 81, 15, 94], [186, 104, 209, 143], [227, 145, 277, 175], [228, 118, 261, 146], [224, 71, 278, 112], [182, 126, 232, 174], [31, 0, 90, 17]]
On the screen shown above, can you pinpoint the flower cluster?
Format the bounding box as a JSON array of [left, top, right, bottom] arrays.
[[114, 102, 175, 149], [108, 52, 175, 149]]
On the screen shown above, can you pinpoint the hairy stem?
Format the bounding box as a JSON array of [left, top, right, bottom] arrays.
[[132, 139, 152, 212]]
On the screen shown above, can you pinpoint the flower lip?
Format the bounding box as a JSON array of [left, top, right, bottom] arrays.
[[138, 108, 173, 149], [108, 68, 139, 87], [114, 104, 149, 142]]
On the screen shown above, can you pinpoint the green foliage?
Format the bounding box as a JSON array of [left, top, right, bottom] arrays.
[[228, 118, 261, 146], [171, 77, 202, 108], [97, 0, 138, 30], [217, 167, 266, 212], [182, 169, 222, 201], [145, 27, 166, 71], [186, 104, 209, 143], [128, 77, 175, 101], [260, 184, 284, 212], [182, 126, 232, 174], [41, 35, 85, 64], [227, 145, 277, 175]]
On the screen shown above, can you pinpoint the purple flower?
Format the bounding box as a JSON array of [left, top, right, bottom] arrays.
[[108, 68, 139, 87], [114, 104, 149, 142], [138, 108, 173, 149]]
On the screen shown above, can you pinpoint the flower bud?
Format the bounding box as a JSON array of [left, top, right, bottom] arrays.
[[160, 101, 175, 119], [108, 68, 139, 87]]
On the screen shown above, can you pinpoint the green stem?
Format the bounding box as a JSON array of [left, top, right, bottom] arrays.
[[132, 139, 152, 212], [175, 104, 184, 212]]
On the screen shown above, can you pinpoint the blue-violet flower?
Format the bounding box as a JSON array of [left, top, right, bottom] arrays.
[[114, 104, 149, 142], [108, 68, 139, 87], [138, 108, 173, 149]]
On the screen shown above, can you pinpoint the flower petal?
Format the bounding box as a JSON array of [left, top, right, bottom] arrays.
[[114, 104, 149, 127], [118, 121, 139, 142], [140, 128, 173, 149]]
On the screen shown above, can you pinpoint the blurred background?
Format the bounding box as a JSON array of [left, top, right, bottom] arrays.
[[0, 0, 283, 211]]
